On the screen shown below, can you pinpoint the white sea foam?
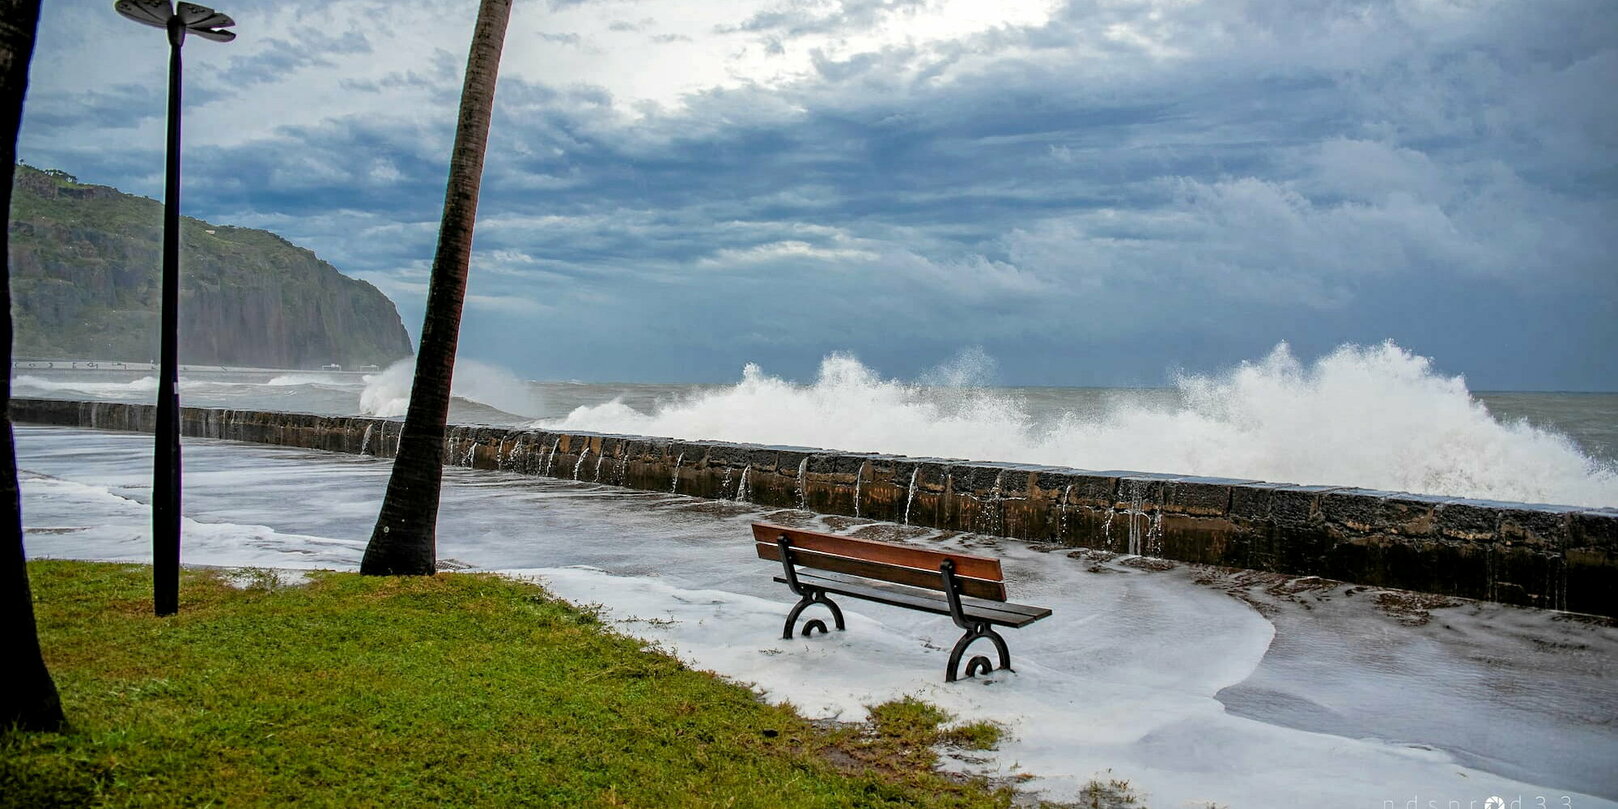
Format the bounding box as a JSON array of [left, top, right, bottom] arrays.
[[541, 342, 1618, 507], [516, 563, 1617, 809], [12, 374, 160, 395], [359, 358, 543, 419], [266, 373, 352, 387], [17, 473, 365, 569]]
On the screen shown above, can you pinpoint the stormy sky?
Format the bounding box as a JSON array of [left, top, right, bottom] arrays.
[[18, 0, 1618, 389]]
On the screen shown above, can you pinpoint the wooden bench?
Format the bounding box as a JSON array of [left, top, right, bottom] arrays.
[[752, 522, 1052, 682]]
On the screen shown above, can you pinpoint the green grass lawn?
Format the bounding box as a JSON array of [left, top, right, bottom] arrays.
[[3, 561, 1032, 808]]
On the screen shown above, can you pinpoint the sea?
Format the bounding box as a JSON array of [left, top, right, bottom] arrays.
[[11, 341, 1618, 508]]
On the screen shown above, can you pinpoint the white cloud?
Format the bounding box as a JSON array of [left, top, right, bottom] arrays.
[[698, 239, 880, 267]]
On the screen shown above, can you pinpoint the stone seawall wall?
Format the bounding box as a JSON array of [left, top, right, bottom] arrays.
[[14, 397, 1617, 617]]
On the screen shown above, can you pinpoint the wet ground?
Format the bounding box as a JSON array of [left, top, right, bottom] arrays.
[[16, 425, 1618, 809]]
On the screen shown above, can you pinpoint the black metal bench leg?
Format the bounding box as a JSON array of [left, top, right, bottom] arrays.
[[782, 588, 846, 639], [945, 622, 1012, 682]]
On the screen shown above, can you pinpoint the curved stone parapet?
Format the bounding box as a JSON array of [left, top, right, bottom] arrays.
[[12, 397, 1616, 617]]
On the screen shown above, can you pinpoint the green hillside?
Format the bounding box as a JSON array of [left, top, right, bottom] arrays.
[[8, 164, 414, 369]]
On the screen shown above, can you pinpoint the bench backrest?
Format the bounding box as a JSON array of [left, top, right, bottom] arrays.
[[752, 522, 1008, 602]]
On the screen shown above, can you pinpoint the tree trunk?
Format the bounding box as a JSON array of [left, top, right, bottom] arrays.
[[361, 0, 513, 575], [0, 0, 66, 731]]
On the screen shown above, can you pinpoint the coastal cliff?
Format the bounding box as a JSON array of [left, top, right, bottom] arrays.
[[7, 164, 414, 369]]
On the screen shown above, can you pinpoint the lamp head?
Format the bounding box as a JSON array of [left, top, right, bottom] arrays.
[[115, 0, 236, 42]]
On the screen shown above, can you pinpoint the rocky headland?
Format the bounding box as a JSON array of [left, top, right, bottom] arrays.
[[8, 164, 413, 369]]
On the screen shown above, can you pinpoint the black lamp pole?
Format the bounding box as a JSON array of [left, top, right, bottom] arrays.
[[114, 0, 234, 616]]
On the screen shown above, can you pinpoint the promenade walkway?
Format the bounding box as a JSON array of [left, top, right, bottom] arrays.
[[16, 425, 1617, 808]]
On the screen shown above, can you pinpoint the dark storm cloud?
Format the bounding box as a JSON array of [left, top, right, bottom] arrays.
[[19, 0, 1618, 388]]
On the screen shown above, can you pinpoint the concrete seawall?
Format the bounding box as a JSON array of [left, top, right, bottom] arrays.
[[14, 397, 1617, 617]]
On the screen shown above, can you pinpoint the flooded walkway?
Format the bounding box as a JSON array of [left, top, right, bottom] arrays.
[[16, 425, 1617, 808]]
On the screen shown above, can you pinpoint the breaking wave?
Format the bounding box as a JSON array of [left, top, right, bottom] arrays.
[[11, 375, 160, 396], [359, 359, 543, 419], [540, 342, 1618, 507], [266, 373, 352, 387]]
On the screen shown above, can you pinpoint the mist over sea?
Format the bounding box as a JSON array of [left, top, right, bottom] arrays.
[[13, 342, 1618, 508]]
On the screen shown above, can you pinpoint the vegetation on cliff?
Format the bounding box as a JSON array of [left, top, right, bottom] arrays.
[[7, 163, 413, 369]]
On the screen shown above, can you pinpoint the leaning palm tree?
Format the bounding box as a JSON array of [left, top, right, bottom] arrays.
[[1, 0, 66, 731], [361, 0, 514, 575]]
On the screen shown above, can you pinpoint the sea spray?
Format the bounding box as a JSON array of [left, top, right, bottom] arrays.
[[903, 468, 920, 525], [1059, 483, 1073, 538], [977, 471, 1003, 537], [359, 359, 543, 419], [1120, 479, 1159, 556], [538, 343, 1618, 507], [542, 437, 561, 477], [266, 373, 343, 387], [508, 437, 526, 472]]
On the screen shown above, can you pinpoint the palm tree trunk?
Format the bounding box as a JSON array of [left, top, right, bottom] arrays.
[[0, 0, 66, 731], [361, 0, 513, 575]]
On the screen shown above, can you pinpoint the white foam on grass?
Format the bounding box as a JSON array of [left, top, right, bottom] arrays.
[[219, 568, 313, 589], [510, 564, 1616, 809]]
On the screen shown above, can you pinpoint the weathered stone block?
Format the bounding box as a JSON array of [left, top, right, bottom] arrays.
[[1436, 499, 1501, 541], [995, 469, 1035, 498], [1496, 504, 1578, 548], [1157, 514, 1238, 564], [1269, 485, 1342, 525], [1228, 482, 1281, 522], [1322, 534, 1488, 598], [1161, 478, 1238, 517], [1112, 476, 1166, 511], [1570, 510, 1618, 551], [669, 440, 711, 467], [747, 468, 798, 509], [949, 465, 1004, 494], [1320, 489, 1392, 532]]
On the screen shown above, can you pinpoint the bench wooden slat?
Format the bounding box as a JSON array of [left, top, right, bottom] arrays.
[[756, 541, 1008, 602], [751, 523, 1004, 581], [773, 572, 1049, 628], [789, 569, 1052, 622]]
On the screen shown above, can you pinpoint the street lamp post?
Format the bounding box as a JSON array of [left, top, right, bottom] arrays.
[[114, 0, 234, 616]]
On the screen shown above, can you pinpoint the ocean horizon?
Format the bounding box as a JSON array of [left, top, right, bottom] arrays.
[[14, 344, 1618, 510]]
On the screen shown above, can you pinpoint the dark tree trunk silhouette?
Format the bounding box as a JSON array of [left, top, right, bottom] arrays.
[[361, 0, 513, 575], [0, 0, 65, 732]]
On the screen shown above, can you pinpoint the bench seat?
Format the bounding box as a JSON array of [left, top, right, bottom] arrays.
[[754, 522, 1051, 681], [773, 571, 1051, 628]]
